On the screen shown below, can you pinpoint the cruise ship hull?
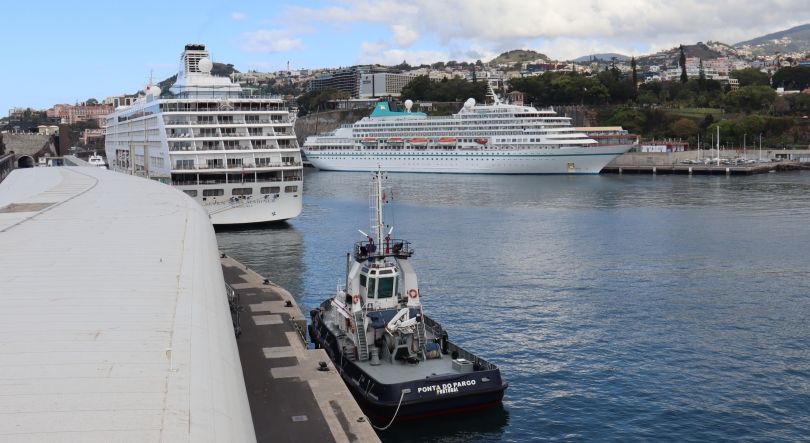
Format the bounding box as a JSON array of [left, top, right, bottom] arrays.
[[178, 182, 302, 225], [307, 144, 631, 174]]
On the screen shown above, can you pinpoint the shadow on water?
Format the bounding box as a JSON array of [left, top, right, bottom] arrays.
[[377, 404, 509, 443], [215, 221, 306, 304], [213, 220, 293, 233]]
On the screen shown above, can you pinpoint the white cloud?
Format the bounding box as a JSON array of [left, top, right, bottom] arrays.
[[239, 29, 305, 53], [283, 0, 810, 61], [358, 41, 447, 66], [232, 12, 247, 21]]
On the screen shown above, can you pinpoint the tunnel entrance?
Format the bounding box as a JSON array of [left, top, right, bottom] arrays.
[[17, 156, 35, 168]]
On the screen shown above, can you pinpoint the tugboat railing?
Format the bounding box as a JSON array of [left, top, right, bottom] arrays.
[[353, 239, 413, 261]]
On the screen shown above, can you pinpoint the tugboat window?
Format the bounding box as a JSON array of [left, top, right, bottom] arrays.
[[360, 274, 367, 287], [378, 277, 395, 299], [367, 278, 376, 297]]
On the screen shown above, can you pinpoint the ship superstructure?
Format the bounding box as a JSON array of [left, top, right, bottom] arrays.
[[104, 44, 302, 225], [304, 98, 634, 174]]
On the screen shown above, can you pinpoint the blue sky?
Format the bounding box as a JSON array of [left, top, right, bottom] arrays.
[[2, 0, 808, 114]]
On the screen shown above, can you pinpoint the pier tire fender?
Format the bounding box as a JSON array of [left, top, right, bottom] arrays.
[[351, 323, 355, 334], [353, 294, 359, 304], [408, 289, 418, 299]]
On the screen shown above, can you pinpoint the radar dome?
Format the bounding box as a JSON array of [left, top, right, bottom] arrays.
[[464, 98, 475, 108], [404, 99, 413, 111], [199, 58, 213, 73], [145, 84, 161, 96]]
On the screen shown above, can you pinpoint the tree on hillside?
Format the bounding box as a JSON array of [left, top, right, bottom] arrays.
[[730, 68, 770, 87], [707, 120, 737, 145], [596, 108, 647, 135], [400, 75, 432, 101], [679, 45, 688, 84], [773, 96, 790, 115], [671, 118, 699, 139], [736, 114, 766, 138], [698, 59, 706, 90], [723, 85, 777, 113], [631, 57, 638, 87], [770, 66, 810, 90], [86, 98, 99, 106]]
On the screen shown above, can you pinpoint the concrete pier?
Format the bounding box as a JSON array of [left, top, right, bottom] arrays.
[[220, 254, 380, 443], [602, 163, 782, 175]]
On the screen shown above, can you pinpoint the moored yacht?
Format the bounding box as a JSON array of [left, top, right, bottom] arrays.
[[308, 170, 507, 423], [104, 44, 302, 225]]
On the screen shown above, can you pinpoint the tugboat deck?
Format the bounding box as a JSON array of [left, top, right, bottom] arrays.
[[331, 322, 470, 384]]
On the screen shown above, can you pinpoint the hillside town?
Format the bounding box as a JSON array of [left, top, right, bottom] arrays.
[[3, 39, 810, 158]]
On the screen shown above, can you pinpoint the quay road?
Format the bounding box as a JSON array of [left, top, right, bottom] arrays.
[[220, 254, 380, 443]]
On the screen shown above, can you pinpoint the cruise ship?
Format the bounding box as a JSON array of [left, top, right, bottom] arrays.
[[303, 98, 634, 174], [104, 44, 303, 225]]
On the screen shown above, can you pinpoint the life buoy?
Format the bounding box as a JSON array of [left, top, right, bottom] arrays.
[[408, 289, 418, 298], [353, 294, 359, 304]]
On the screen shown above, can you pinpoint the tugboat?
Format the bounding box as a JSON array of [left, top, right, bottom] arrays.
[[308, 170, 507, 424]]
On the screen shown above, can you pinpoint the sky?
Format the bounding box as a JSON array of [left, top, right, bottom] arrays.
[[2, 0, 808, 114]]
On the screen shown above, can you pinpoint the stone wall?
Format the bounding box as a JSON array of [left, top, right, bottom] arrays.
[[294, 109, 372, 146], [1, 133, 56, 163]]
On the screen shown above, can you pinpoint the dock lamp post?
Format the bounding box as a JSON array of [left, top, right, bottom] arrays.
[[759, 133, 763, 162]]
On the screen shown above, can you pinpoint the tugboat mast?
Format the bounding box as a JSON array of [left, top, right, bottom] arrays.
[[374, 169, 385, 247]]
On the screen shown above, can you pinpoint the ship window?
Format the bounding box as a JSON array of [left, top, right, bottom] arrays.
[[183, 190, 197, 197], [260, 186, 280, 194], [285, 186, 298, 193], [377, 277, 395, 299], [232, 188, 252, 196], [367, 277, 376, 297], [203, 189, 224, 197], [360, 274, 367, 287]]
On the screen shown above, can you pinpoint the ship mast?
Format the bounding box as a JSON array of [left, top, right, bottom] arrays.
[[375, 169, 384, 246]]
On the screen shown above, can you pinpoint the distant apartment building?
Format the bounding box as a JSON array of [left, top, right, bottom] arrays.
[[359, 72, 418, 98], [81, 128, 105, 145], [308, 65, 393, 98], [46, 104, 114, 127], [230, 72, 276, 85], [103, 93, 143, 109]]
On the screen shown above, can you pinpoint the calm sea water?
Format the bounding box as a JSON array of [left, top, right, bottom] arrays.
[[217, 170, 810, 442]]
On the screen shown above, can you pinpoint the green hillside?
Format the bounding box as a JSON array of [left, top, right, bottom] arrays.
[[734, 24, 810, 56], [489, 50, 548, 65]]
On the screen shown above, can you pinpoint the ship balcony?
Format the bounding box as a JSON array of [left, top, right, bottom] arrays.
[[171, 162, 301, 171], [353, 239, 413, 261]]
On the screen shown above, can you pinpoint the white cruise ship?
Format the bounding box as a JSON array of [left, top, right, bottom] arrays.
[[303, 98, 634, 174], [104, 44, 302, 225]]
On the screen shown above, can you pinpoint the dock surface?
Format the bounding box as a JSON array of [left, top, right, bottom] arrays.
[[220, 255, 380, 443]]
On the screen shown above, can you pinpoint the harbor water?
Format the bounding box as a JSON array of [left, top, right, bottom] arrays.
[[217, 170, 810, 442]]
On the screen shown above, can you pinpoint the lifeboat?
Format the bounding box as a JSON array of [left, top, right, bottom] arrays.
[[475, 138, 489, 145], [438, 137, 456, 144], [409, 138, 428, 144], [387, 138, 403, 143], [361, 138, 376, 143]]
